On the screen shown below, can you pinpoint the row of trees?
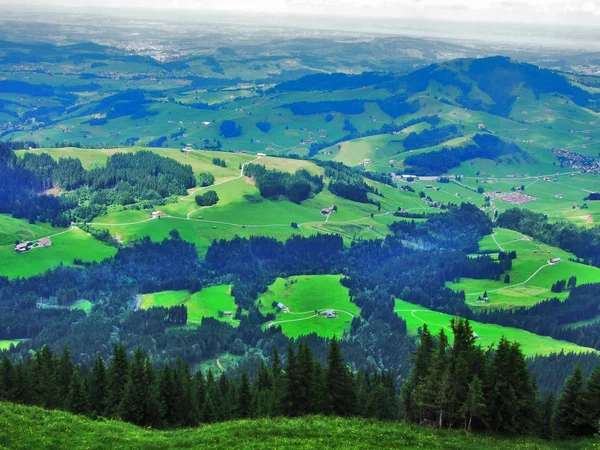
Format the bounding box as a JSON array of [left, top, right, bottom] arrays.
[[403, 134, 526, 175], [243, 164, 324, 204], [0, 339, 395, 427]]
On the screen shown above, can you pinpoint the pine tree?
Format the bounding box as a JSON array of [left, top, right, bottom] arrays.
[[237, 371, 252, 418], [119, 347, 148, 426], [554, 366, 586, 438], [326, 337, 356, 417], [462, 375, 486, 431], [159, 365, 177, 425], [88, 354, 108, 417], [33, 345, 61, 409], [58, 347, 74, 402], [201, 392, 217, 423], [0, 354, 14, 401], [579, 366, 600, 435], [66, 369, 89, 415], [105, 343, 129, 417], [402, 324, 434, 422]]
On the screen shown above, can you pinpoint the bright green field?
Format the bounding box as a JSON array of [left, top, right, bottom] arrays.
[[0, 215, 60, 246], [447, 228, 600, 310], [70, 300, 93, 314], [0, 340, 23, 350], [1, 402, 591, 450], [394, 299, 596, 357], [140, 285, 239, 326], [256, 275, 359, 338], [0, 227, 117, 279]]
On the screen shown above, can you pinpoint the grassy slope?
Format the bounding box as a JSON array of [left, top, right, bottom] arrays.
[[0, 340, 23, 350], [0, 227, 117, 280], [447, 228, 600, 310], [140, 285, 239, 326], [256, 275, 359, 338], [0, 402, 592, 450], [394, 299, 596, 357]]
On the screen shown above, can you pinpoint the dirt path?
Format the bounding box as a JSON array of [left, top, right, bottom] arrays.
[[179, 156, 262, 202], [267, 309, 356, 329], [133, 295, 142, 311], [216, 358, 223, 370], [491, 232, 504, 252], [464, 263, 553, 300], [0, 226, 77, 248]]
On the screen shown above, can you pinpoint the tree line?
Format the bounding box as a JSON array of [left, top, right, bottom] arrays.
[[403, 318, 600, 439], [243, 164, 323, 204]]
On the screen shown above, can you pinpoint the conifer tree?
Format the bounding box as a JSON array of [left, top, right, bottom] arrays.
[[554, 366, 586, 438], [159, 365, 177, 425], [33, 345, 61, 409], [88, 354, 108, 417], [579, 366, 600, 434], [66, 369, 89, 415], [326, 337, 356, 417], [238, 371, 252, 418], [105, 343, 129, 417], [461, 375, 486, 431], [402, 324, 434, 421], [59, 347, 74, 401], [0, 354, 14, 401], [201, 392, 217, 423], [119, 347, 147, 425]]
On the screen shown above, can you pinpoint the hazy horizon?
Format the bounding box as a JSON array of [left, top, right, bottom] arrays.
[[1, 0, 599, 26]]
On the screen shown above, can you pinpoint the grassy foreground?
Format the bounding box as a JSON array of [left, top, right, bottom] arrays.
[[0, 402, 593, 450]]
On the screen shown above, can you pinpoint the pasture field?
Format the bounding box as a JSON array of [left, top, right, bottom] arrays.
[[140, 285, 239, 326], [256, 275, 359, 338], [0, 340, 24, 350], [69, 299, 93, 314], [1, 402, 591, 450], [0, 227, 117, 279], [0, 215, 60, 246], [394, 299, 596, 356], [447, 228, 600, 309]]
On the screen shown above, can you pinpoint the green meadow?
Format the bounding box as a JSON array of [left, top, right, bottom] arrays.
[[140, 285, 239, 326], [1, 402, 591, 450], [70, 300, 93, 314], [0, 215, 59, 246], [394, 299, 596, 357], [0, 227, 117, 280], [256, 275, 360, 338], [447, 228, 600, 310], [0, 340, 24, 351]]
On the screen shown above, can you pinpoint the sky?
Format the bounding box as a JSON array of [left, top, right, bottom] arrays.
[[2, 0, 600, 25]]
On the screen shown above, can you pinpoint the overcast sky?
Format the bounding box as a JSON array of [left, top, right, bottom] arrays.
[[3, 0, 600, 24]]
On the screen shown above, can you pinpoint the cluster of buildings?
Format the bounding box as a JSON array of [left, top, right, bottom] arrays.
[[554, 148, 600, 174], [14, 237, 52, 254]]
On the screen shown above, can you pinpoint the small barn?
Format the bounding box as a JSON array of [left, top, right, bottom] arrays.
[[325, 309, 338, 319], [14, 242, 32, 253], [277, 303, 288, 311], [223, 311, 232, 316], [37, 237, 52, 248]]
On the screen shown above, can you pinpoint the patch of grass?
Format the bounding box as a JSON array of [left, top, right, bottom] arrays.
[[447, 228, 600, 309], [0, 227, 117, 280], [0, 402, 593, 450], [0, 214, 60, 246], [0, 340, 24, 351], [140, 285, 239, 326], [394, 299, 596, 357], [256, 275, 359, 338], [69, 300, 93, 314]]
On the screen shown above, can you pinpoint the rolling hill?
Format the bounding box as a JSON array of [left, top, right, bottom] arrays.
[[0, 402, 592, 450]]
